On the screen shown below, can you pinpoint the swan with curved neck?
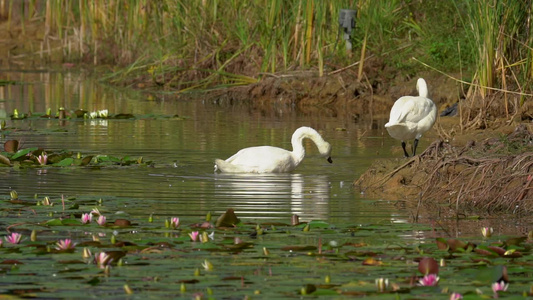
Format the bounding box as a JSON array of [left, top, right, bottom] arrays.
[[214, 126, 332, 173], [385, 78, 437, 157]]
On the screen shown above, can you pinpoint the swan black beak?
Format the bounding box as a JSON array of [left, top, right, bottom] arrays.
[[327, 157, 333, 163]]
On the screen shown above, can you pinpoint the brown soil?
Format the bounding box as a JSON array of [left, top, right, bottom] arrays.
[[207, 59, 464, 115], [354, 124, 533, 215]]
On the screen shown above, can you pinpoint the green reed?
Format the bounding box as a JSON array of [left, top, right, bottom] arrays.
[[8, 1, 354, 86], [462, 0, 532, 99], [6, 0, 532, 100]]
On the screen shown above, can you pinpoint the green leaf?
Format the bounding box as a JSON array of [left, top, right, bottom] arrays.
[[45, 219, 64, 226], [11, 147, 38, 160], [44, 218, 82, 226], [61, 219, 82, 225], [54, 158, 74, 166]]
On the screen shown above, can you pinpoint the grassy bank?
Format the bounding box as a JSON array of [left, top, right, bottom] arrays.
[[2, 0, 532, 121]]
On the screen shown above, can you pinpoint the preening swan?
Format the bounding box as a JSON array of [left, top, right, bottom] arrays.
[[214, 126, 332, 173], [385, 78, 437, 157]]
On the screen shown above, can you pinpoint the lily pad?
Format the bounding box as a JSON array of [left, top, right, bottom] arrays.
[[215, 208, 240, 227], [11, 148, 38, 160], [54, 157, 75, 166], [0, 154, 11, 166], [4, 140, 19, 152]]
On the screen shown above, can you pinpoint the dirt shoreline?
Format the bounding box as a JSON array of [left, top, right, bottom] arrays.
[[355, 123, 532, 212]]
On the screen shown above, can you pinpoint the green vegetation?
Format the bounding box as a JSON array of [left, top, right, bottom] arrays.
[[0, 138, 149, 168], [1, 195, 532, 298], [3, 1, 533, 99]]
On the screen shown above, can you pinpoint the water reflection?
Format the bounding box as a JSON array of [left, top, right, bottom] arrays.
[[0, 71, 412, 227], [214, 173, 330, 220]]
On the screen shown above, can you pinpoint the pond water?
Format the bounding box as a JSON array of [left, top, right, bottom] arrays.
[[0, 70, 410, 224], [0, 71, 530, 299]]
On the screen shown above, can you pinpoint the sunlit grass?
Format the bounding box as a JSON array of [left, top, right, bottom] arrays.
[[5, 0, 532, 103]]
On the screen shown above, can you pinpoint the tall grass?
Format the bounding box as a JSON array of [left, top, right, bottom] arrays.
[[5, 0, 532, 102], [7, 0, 357, 88], [460, 0, 532, 123]]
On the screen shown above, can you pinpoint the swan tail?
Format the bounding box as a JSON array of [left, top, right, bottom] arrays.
[[384, 122, 404, 128]]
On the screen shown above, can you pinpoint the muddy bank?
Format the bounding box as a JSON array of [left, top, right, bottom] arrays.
[[354, 124, 533, 215], [206, 66, 464, 117]]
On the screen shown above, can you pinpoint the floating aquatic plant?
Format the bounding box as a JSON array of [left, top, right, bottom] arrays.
[[91, 208, 101, 216], [42, 196, 52, 206], [82, 247, 92, 259], [0, 139, 149, 168], [482, 227, 493, 238], [200, 232, 210, 243], [4, 232, 22, 244], [375, 278, 389, 292], [98, 109, 109, 118], [0, 196, 531, 298], [170, 217, 180, 228], [189, 231, 199, 242], [418, 274, 439, 286], [55, 239, 76, 251], [450, 292, 463, 300], [96, 215, 107, 226], [37, 152, 48, 166], [95, 252, 112, 268], [81, 213, 92, 224], [492, 280, 508, 293], [202, 259, 213, 271]]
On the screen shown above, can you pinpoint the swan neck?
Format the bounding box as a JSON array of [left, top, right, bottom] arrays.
[[291, 133, 307, 163], [290, 127, 326, 163]]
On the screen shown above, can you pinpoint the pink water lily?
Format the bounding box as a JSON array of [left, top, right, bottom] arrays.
[[5, 232, 22, 244], [96, 215, 107, 226], [492, 280, 508, 293], [94, 252, 112, 268], [37, 152, 48, 165], [81, 213, 92, 224], [189, 231, 199, 242], [418, 274, 439, 286], [170, 217, 180, 228], [450, 292, 462, 300], [56, 239, 76, 250]]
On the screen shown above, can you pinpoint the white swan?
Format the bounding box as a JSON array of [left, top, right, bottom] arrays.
[[214, 126, 332, 173], [385, 78, 437, 157]]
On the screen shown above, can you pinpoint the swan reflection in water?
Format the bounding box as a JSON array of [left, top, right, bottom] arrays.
[[214, 173, 330, 221]]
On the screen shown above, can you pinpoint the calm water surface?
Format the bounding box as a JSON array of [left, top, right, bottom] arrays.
[[1, 71, 530, 299], [0, 71, 410, 225], [1, 71, 523, 235]]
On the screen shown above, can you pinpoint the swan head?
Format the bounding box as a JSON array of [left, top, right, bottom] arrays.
[[416, 78, 428, 98], [319, 142, 333, 163]]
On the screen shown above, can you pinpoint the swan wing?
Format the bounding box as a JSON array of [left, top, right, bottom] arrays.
[[217, 146, 296, 173], [387, 96, 434, 125], [214, 159, 252, 173]]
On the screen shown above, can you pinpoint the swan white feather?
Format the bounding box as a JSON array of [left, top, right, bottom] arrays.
[[385, 78, 437, 157], [214, 126, 332, 173]]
